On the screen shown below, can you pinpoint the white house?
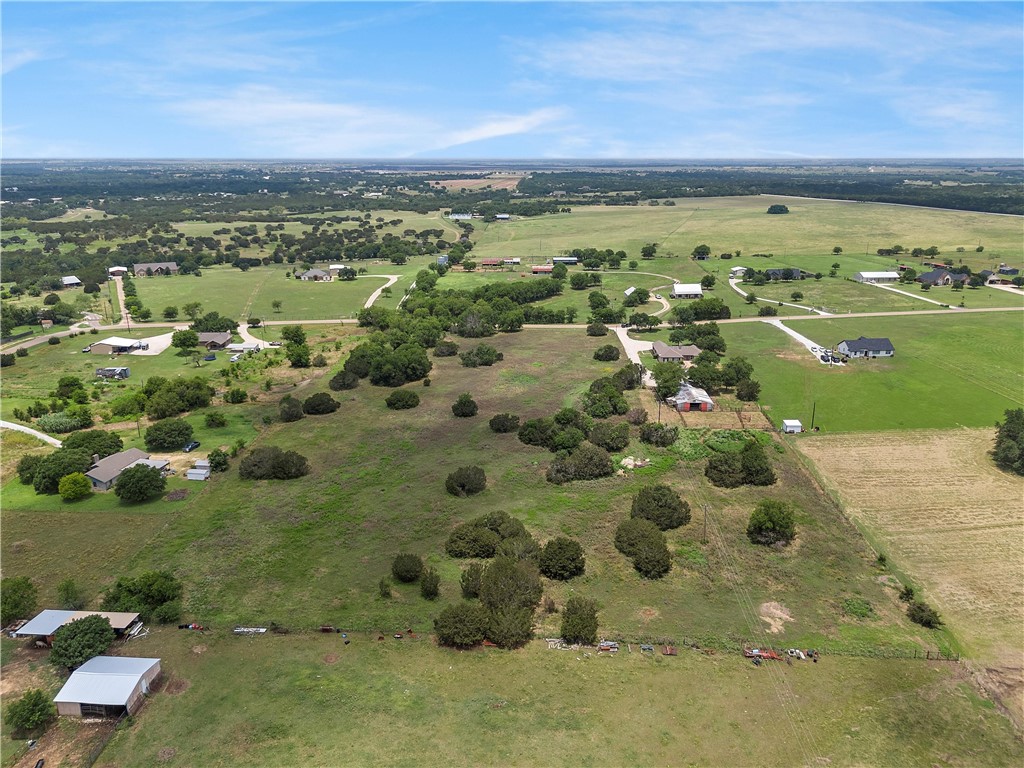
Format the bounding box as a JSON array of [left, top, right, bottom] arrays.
[[107, 266, 129, 277], [782, 419, 803, 434], [502, 258, 521, 265], [729, 265, 748, 278], [671, 283, 704, 299], [837, 336, 895, 358], [853, 271, 900, 283]]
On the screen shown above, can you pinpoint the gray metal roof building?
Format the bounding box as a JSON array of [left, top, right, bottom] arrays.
[[54, 656, 161, 717]]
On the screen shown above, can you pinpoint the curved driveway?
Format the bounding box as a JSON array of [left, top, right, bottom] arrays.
[[0, 420, 63, 447]]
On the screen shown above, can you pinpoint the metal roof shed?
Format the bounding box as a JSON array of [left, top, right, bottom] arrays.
[[54, 656, 161, 717], [782, 419, 803, 434]]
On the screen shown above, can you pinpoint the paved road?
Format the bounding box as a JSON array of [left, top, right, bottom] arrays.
[[612, 326, 655, 386], [760, 318, 842, 366], [0, 420, 63, 447]]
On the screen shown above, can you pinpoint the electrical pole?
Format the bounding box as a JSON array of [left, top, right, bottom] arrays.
[[702, 504, 709, 545], [810, 401, 817, 430]]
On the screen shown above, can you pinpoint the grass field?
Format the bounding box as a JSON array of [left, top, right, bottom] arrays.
[[717, 312, 1023, 432], [798, 429, 1024, 726]]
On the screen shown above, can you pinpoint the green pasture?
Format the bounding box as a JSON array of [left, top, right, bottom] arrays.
[[720, 312, 1024, 432], [93, 630, 1022, 768], [743, 278, 937, 314]]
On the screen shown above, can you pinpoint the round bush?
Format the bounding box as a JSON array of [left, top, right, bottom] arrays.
[[446, 524, 501, 558], [614, 518, 662, 558], [489, 413, 520, 433], [631, 485, 691, 531], [386, 389, 420, 410], [560, 596, 599, 645], [539, 537, 585, 580], [420, 567, 441, 600], [451, 393, 478, 418], [593, 344, 621, 362], [746, 499, 796, 546], [302, 392, 340, 415], [434, 601, 488, 648], [329, 370, 359, 391], [446, 466, 486, 496], [392, 553, 424, 583], [586, 322, 608, 337], [58, 472, 93, 502]]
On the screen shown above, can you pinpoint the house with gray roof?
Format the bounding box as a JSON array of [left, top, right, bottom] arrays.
[[133, 261, 179, 276], [652, 341, 702, 363], [837, 336, 895, 358], [85, 448, 152, 491], [299, 268, 332, 282]]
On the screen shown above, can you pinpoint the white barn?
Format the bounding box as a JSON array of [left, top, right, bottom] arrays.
[[853, 271, 900, 283], [54, 656, 161, 718], [671, 283, 704, 299]]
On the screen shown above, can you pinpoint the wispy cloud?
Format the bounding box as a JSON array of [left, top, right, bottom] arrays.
[[2, 48, 49, 75]]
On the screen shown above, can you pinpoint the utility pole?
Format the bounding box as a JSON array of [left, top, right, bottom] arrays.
[[810, 401, 817, 430], [702, 503, 709, 545]]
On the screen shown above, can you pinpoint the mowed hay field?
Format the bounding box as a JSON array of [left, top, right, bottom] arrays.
[[798, 429, 1024, 722]]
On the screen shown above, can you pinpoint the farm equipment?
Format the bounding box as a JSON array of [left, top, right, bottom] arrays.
[[743, 648, 782, 661]]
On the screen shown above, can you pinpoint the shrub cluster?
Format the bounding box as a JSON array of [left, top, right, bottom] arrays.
[[560, 596, 599, 645], [615, 518, 671, 579], [907, 600, 942, 628], [451, 393, 478, 417], [518, 407, 593, 453], [631, 485, 691, 530], [328, 370, 359, 391], [101, 570, 183, 624], [546, 442, 614, 485], [37, 405, 93, 434], [114, 465, 166, 503], [593, 344, 621, 362], [746, 499, 796, 546], [239, 446, 309, 480], [585, 322, 608, 337], [446, 511, 525, 558], [49, 614, 115, 670], [303, 392, 340, 415], [993, 408, 1024, 475], [433, 340, 460, 357], [639, 422, 679, 447], [706, 440, 776, 488], [385, 389, 420, 410], [391, 553, 424, 583], [460, 343, 503, 367], [488, 413, 520, 433], [144, 418, 193, 451], [30, 449, 93, 495], [279, 395, 304, 422], [587, 422, 630, 452], [538, 537, 585, 580], [445, 465, 487, 497], [62, 430, 123, 459]]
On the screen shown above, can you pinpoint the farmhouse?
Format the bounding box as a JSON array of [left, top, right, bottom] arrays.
[[90, 336, 146, 355], [729, 266, 748, 278], [532, 265, 554, 274], [13, 610, 141, 646], [85, 448, 167, 491], [671, 283, 704, 299], [651, 341, 702, 363], [95, 367, 130, 380], [197, 332, 233, 350], [853, 271, 900, 283], [107, 266, 128, 277], [837, 336, 895, 358], [299, 268, 332, 282], [667, 382, 715, 412], [917, 269, 967, 287], [54, 656, 161, 718], [133, 262, 178, 276], [62, 275, 83, 288], [764, 268, 810, 281]]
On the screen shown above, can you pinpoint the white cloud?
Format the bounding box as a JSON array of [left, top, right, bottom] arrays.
[[2, 48, 48, 75]]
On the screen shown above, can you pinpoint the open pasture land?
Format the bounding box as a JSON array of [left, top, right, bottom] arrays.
[[468, 196, 1024, 269], [750, 279, 1023, 314], [434, 174, 525, 191], [719, 312, 1024, 432], [798, 429, 1024, 724], [91, 629, 1022, 768]]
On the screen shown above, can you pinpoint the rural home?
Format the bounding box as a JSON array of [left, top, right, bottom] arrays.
[[95, 367, 130, 380], [532, 265, 554, 274], [54, 656, 161, 718], [837, 336, 895, 358], [651, 340, 701, 363], [13, 610, 141, 647], [107, 266, 129, 277], [299, 268, 332, 282], [62, 275, 83, 288], [671, 283, 704, 299], [763, 268, 811, 281], [667, 382, 715, 412], [729, 266, 748, 278], [917, 269, 968, 287], [90, 336, 147, 355], [853, 271, 900, 283], [133, 262, 179, 276], [197, 332, 233, 350], [85, 447, 164, 491], [782, 419, 803, 434]]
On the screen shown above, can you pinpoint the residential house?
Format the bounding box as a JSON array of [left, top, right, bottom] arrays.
[[197, 332, 233, 350], [299, 268, 332, 282], [917, 269, 967, 287], [133, 262, 179, 276], [837, 336, 895, 358], [651, 341, 702, 363], [763, 268, 810, 281], [85, 448, 161, 491]]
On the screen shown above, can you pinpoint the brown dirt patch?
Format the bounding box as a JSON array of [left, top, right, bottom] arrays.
[[14, 719, 113, 768], [637, 607, 660, 622], [158, 747, 178, 762], [191, 644, 207, 655], [435, 176, 524, 191], [759, 602, 793, 634], [164, 677, 191, 695], [0, 646, 57, 697], [323, 653, 339, 664], [165, 488, 188, 501]]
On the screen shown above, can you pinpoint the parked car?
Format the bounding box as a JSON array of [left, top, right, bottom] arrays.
[[268, 341, 282, 347], [183, 441, 201, 452], [203, 353, 216, 361], [819, 354, 830, 363], [654, 294, 662, 300]]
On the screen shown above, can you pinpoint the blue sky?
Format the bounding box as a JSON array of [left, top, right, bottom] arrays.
[[3, 2, 1022, 158]]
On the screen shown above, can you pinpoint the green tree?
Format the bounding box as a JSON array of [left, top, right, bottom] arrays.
[[5, 689, 57, 736], [446, 466, 486, 496], [705, 451, 744, 487], [480, 556, 543, 613], [736, 378, 761, 401], [907, 600, 942, 628], [641, 243, 658, 259], [182, 301, 203, 321], [33, 449, 92, 495], [62, 429, 124, 459], [58, 472, 93, 502], [272, 299, 283, 313], [114, 464, 166, 503], [560, 596, 599, 645], [651, 361, 683, 400], [392, 553, 424, 583], [56, 578, 85, 610], [49, 614, 115, 670], [451, 393, 478, 417], [329, 370, 360, 391], [700, 274, 716, 289], [208, 448, 230, 472], [487, 607, 534, 649], [631, 485, 691, 530], [434, 602, 489, 648], [461, 563, 484, 598], [0, 576, 37, 624], [302, 393, 340, 415], [766, 204, 789, 214], [747, 499, 796, 546], [162, 305, 179, 320], [144, 418, 193, 451], [539, 537, 585, 580], [17, 454, 43, 485], [832, 246, 843, 255], [279, 395, 304, 422], [171, 330, 199, 355], [740, 440, 776, 486], [420, 567, 441, 600]]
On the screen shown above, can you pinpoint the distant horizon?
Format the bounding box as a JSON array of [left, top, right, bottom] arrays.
[[3, 157, 1021, 165], [3, 2, 1021, 159]]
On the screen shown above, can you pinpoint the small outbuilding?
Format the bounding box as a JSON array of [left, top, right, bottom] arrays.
[[107, 266, 129, 277], [782, 419, 803, 434], [54, 656, 161, 718], [666, 382, 715, 412], [14, 610, 141, 646], [853, 271, 899, 283], [90, 337, 145, 355], [532, 265, 554, 274], [186, 468, 210, 481], [62, 276, 83, 288], [95, 367, 130, 380]]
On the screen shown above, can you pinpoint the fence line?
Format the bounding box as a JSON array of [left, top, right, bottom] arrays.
[[80, 712, 127, 768]]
